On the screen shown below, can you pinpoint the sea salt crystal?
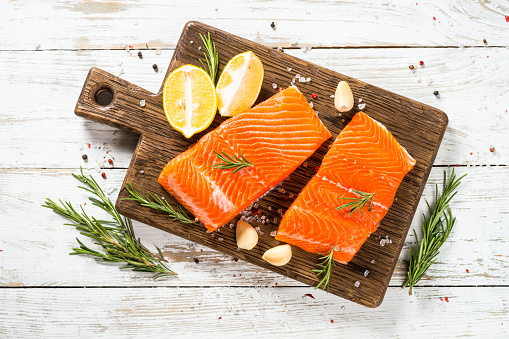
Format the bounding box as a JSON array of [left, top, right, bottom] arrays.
[[295, 74, 301, 79], [354, 281, 360, 287], [198, 46, 201, 50], [155, 48, 161, 55], [106, 187, 117, 195], [206, 230, 211, 234], [364, 270, 369, 277], [140, 170, 144, 174], [287, 67, 292, 72], [190, 41, 194, 44], [298, 77, 306, 83], [229, 223, 234, 229], [309, 102, 314, 108], [358, 103, 366, 110], [255, 226, 261, 233], [218, 237, 224, 242], [359, 98, 363, 102], [291, 78, 296, 84], [35, 42, 41, 50], [140, 99, 146, 107], [272, 83, 278, 89], [261, 216, 266, 220], [117, 60, 123, 66], [270, 230, 277, 237], [268, 206, 272, 211], [330, 95, 335, 98], [306, 77, 311, 82], [371, 259, 376, 264], [273, 217, 278, 224]]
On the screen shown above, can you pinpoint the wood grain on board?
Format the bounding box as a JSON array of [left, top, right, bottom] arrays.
[[74, 22, 448, 307]]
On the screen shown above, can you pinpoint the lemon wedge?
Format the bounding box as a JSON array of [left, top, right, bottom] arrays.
[[216, 51, 264, 117], [162, 64, 217, 138]]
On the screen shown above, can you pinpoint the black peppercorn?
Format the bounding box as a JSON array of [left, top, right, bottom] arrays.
[[270, 22, 276, 29], [137, 51, 143, 59], [194, 258, 199, 264], [433, 91, 439, 96], [82, 154, 88, 161], [152, 64, 158, 72]]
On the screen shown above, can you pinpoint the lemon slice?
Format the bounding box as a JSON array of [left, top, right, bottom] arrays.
[[162, 64, 217, 138], [216, 51, 264, 117]]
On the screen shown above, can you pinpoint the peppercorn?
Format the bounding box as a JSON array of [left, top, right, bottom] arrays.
[[419, 60, 424, 66], [152, 64, 158, 72], [101, 172, 106, 179], [433, 91, 439, 96], [270, 22, 276, 29], [490, 147, 495, 152], [81, 154, 87, 161], [311, 93, 317, 99], [137, 51, 143, 59], [409, 65, 414, 70], [108, 159, 113, 165], [194, 258, 199, 264], [483, 39, 487, 44]]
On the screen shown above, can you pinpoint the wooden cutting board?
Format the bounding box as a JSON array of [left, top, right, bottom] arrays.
[[75, 21, 447, 308]]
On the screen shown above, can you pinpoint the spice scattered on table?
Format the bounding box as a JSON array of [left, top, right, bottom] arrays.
[[506, 16, 509, 22], [311, 93, 317, 99], [445, 297, 449, 302], [152, 64, 158, 72], [434, 91, 439, 96], [194, 258, 199, 264], [419, 61, 424, 66], [101, 172, 106, 179], [466, 268, 470, 273], [303, 293, 315, 299], [490, 147, 495, 152], [137, 51, 143, 59], [82, 154, 88, 161], [107, 159, 113, 165], [483, 39, 487, 44], [330, 319, 334, 324], [409, 65, 414, 70], [270, 21, 276, 29], [140, 99, 146, 107]]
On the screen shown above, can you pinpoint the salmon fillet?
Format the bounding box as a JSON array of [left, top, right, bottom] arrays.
[[275, 112, 416, 263], [158, 86, 331, 232]]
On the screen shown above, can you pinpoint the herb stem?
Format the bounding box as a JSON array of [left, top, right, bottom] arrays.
[[336, 190, 376, 215], [211, 150, 254, 173], [313, 242, 341, 292], [403, 169, 466, 295], [199, 32, 219, 83]]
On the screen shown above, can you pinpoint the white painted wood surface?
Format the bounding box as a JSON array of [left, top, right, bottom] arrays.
[[1, 1, 508, 337]]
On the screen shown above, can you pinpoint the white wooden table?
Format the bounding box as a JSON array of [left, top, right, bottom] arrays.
[[1, 1, 508, 337]]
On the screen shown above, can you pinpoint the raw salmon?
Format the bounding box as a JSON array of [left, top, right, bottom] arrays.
[[158, 86, 331, 232], [275, 112, 416, 263]]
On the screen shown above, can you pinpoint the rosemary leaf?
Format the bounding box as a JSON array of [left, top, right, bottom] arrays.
[[43, 168, 176, 279], [312, 242, 341, 292], [199, 32, 219, 83], [403, 169, 466, 295], [336, 189, 376, 216], [211, 150, 254, 173], [122, 183, 195, 224]]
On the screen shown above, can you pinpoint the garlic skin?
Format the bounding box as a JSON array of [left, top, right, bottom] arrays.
[[334, 81, 354, 113], [262, 244, 292, 266], [236, 220, 258, 250]]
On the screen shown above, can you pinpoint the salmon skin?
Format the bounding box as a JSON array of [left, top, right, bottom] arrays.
[[158, 86, 331, 232], [276, 112, 416, 263]]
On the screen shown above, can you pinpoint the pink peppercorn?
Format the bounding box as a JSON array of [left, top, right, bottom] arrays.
[[506, 16, 509, 22], [311, 93, 317, 99], [108, 159, 113, 165], [101, 172, 106, 179], [419, 61, 424, 66]]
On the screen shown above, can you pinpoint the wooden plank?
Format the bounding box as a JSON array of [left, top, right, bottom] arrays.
[[0, 287, 507, 337], [73, 22, 449, 307], [2, 0, 509, 50], [0, 167, 506, 287], [1, 47, 507, 168]]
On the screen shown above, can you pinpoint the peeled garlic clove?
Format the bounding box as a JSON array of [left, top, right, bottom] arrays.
[[262, 244, 292, 266], [334, 81, 354, 113], [236, 220, 258, 250]]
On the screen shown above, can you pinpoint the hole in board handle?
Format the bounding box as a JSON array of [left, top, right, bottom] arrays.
[[95, 87, 114, 106]]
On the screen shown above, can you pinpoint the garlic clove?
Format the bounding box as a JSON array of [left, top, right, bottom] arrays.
[[236, 220, 258, 250], [334, 81, 354, 113], [262, 244, 292, 266]]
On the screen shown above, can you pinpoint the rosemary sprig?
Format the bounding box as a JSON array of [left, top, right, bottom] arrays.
[[42, 168, 176, 279], [122, 183, 195, 224], [211, 150, 254, 173], [403, 169, 466, 295], [336, 190, 376, 215], [312, 242, 341, 292], [199, 32, 219, 83]]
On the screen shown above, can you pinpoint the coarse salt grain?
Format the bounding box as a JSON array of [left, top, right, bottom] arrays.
[[140, 99, 146, 107], [287, 67, 292, 71], [358, 103, 366, 110], [117, 60, 123, 66], [198, 46, 201, 50], [155, 48, 161, 55], [306, 77, 311, 82], [295, 74, 301, 79], [354, 281, 360, 287], [270, 230, 277, 237], [330, 95, 335, 98], [190, 41, 194, 44], [371, 259, 376, 264], [364, 270, 369, 277], [140, 170, 144, 174], [359, 98, 363, 102], [309, 102, 314, 108], [272, 83, 278, 89]]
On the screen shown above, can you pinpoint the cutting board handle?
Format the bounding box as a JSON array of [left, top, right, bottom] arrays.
[[75, 67, 167, 135]]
